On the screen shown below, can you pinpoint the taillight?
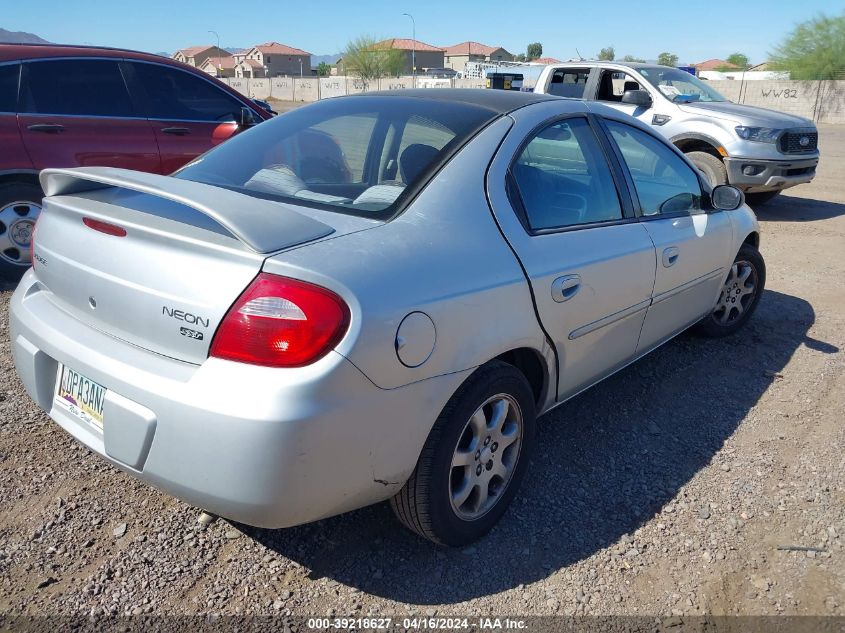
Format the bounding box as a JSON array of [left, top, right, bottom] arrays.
[[83, 217, 127, 237], [210, 273, 350, 368]]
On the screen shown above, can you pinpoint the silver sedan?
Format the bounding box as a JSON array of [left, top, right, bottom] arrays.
[[10, 90, 765, 545]]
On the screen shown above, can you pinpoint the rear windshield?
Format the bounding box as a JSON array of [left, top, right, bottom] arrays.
[[175, 96, 498, 220]]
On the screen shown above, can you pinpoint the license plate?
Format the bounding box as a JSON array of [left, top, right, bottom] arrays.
[[54, 365, 106, 429]]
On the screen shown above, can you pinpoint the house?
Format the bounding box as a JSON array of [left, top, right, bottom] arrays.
[[443, 41, 513, 73], [235, 42, 312, 77], [374, 38, 444, 74], [200, 56, 237, 78], [693, 58, 741, 72], [172, 45, 231, 68]]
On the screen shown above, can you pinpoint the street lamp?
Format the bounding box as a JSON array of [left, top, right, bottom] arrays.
[[402, 13, 416, 87], [208, 30, 220, 76]]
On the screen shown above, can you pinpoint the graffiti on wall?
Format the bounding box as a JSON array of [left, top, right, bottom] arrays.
[[761, 87, 799, 99]]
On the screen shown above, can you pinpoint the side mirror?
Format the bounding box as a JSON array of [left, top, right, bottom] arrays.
[[239, 107, 258, 127], [621, 89, 653, 108], [711, 185, 744, 211]]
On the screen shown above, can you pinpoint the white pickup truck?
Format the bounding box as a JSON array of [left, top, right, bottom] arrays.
[[533, 61, 819, 205]]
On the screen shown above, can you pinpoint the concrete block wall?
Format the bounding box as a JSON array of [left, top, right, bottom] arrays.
[[737, 80, 817, 119], [709, 80, 845, 124], [220, 77, 845, 124], [815, 81, 845, 124]]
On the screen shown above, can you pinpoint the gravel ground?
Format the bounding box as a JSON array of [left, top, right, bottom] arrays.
[[0, 125, 843, 620]]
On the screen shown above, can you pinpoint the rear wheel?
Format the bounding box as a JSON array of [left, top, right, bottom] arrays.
[[391, 361, 536, 546], [744, 191, 781, 206], [686, 151, 728, 188], [0, 182, 43, 280], [695, 244, 765, 338]]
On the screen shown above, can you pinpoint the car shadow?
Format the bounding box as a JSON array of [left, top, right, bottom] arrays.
[[243, 289, 835, 604], [753, 194, 845, 222]]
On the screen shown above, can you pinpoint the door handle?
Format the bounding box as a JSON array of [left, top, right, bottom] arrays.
[[551, 274, 581, 302], [161, 127, 191, 136], [662, 247, 680, 268], [27, 123, 65, 134]]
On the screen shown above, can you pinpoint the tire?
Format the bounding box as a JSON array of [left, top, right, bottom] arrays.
[[686, 151, 728, 188], [0, 182, 43, 281], [695, 243, 766, 338], [390, 360, 536, 546], [744, 190, 781, 207]]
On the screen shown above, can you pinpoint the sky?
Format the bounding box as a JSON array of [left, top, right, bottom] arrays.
[[4, 0, 840, 63]]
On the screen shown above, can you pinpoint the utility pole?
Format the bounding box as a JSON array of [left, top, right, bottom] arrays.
[[208, 30, 220, 76], [402, 13, 416, 87]]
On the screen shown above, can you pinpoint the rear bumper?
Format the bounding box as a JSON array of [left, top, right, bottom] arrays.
[[724, 155, 819, 193], [10, 270, 464, 528]]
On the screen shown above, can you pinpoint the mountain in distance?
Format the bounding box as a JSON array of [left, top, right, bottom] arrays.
[[312, 53, 341, 66], [0, 28, 50, 44]]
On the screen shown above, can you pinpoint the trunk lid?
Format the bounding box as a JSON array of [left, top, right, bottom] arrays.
[[33, 167, 377, 364]]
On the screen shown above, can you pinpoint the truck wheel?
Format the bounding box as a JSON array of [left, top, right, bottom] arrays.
[[744, 191, 781, 206], [686, 151, 727, 188], [390, 360, 536, 546], [0, 182, 43, 281]]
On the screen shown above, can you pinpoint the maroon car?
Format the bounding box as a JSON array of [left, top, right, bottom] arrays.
[[0, 44, 271, 277]]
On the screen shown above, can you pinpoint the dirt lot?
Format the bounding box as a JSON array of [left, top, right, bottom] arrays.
[[0, 125, 843, 621]]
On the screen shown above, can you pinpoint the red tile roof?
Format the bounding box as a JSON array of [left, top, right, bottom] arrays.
[[444, 41, 501, 56], [175, 45, 225, 58], [203, 56, 237, 69], [376, 38, 443, 52], [694, 58, 740, 71], [531, 57, 561, 64], [252, 42, 312, 56], [238, 59, 263, 68]]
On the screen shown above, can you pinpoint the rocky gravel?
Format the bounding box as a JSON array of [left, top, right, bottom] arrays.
[[0, 125, 843, 620]]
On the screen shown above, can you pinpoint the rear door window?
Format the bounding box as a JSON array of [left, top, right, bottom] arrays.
[[20, 60, 133, 117], [597, 70, 644, 102], [546, 68, 591, 98], [131, 62, 244, 122], [511, 117, 623, 230], [0, 64, 19, 112]]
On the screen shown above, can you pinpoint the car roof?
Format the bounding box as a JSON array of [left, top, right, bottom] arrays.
[[549, 60, 668, 72], [0, 42, 179, 66], [0, 42, 268, 117], [355, 89, 558, 114]]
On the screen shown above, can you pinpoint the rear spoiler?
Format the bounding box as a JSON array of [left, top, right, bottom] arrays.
[[40, 167, 334, 254]]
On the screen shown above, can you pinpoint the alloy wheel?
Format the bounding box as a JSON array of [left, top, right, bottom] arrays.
[[712, 260, 757, 326], [449, 393, 523, 521], [0, 200, 40, 266]]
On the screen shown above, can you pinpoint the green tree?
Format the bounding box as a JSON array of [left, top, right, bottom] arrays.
[[622, 54, 646, 63], [526, 42, 543, 60], [341, 36, 406, 82], [657, 51, 679, 67], [726, 52, 750, 69], [770, 12, 845, 79], [514, 53, 527, 62], [316, 61, 332, 77], [598, 46, 615, 61]]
